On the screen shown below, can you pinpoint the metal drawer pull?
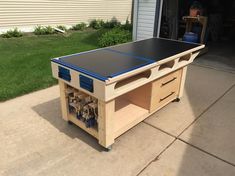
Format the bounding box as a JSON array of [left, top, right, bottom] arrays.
[[161, 77, 176, 87], [160, 92, 175, 102]]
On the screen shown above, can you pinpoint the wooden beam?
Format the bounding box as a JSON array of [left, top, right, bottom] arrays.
[[59, 80, 69, 121], [98, 100, 115, 148]]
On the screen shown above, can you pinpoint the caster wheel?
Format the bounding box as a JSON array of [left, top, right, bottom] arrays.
[[173, 98, 180, 102], [105, 145, 112, 152], [67, 120, 73, 125]]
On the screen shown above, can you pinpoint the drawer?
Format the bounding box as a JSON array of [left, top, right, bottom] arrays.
[[152, 69, 182, 91], [150, 69, 182, 112]]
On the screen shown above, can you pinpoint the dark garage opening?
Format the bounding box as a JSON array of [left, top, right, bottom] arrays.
[[159, 0, 235, 72]]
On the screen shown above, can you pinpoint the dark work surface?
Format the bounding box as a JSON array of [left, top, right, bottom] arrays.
[[53, 38, 202, 81], [56, 49, 154, 80], [109, 38, 201, 61]]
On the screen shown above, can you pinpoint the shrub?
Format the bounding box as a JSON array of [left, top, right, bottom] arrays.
[[71, 22, 87, 31], [120, 20, 132, 31], [98, 28, 132, 47], [1, 28, 23, 38], [56, 25, 67, 31], [89, 19, 104, 29], [34, 26, 56, 35], [34, 26, 43, 35], [44, 26, 55, 34], [103, 19, 121, 29]]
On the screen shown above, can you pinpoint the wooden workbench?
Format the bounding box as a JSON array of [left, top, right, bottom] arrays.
[[51, 38, 204, 150]]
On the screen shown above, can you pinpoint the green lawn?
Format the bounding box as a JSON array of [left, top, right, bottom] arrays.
[[0, 30, 102, 101]]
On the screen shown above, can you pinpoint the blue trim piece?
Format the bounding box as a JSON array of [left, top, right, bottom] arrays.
[[58, 66, 71, 82], [79, 75, 94, 93], [52, 59, 107, 81], [105, 48, 155, 63]]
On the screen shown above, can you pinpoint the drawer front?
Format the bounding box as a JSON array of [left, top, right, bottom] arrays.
[[152, 69, 181, 91], [150, 69, 182, 112]]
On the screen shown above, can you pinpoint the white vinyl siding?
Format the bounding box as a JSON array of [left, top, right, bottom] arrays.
[[0, 0, 132, 32], [133, 0, 158, 41]]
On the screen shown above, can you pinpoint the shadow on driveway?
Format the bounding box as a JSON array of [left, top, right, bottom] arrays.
[[32, 98, 103, 152]]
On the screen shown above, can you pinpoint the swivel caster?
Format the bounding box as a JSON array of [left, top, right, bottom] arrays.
[[173, 98, 180, 102], [67, 120, 73, 125], [105, 145, 112, 152]]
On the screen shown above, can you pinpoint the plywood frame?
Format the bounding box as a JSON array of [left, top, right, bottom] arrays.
[[53, 47, 203, 149], [59, 67, 186, 149]]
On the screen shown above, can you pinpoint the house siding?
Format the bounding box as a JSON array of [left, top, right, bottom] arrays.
[[133, 0, 159, 41], [0, 0, 132, 32]]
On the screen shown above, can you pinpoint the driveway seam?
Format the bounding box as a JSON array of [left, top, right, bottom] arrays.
[[143, 122, 176, 138], [178, 138, 235, 167], [135, 138, 177, 176], [138, 84, 235, 174], [177, 84, 235, 137], [143, 84, 235, 140], [143, 121, 235, 171]]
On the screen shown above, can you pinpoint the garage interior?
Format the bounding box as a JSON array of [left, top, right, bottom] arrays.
[[159, 0, 235, 72]]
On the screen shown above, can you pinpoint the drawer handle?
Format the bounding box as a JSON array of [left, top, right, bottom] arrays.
[[161, 77, 176, 87], [160, 92, 175, 102]]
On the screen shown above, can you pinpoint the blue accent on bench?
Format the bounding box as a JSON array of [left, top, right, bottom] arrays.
[[58, 66, 71, 82], [52, 59, 108, 81], [79, 75, 94, 93]]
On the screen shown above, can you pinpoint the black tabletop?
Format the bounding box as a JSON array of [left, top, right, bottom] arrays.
[[52, 38, 201, 81], [108, 38, 200, 61], [56, 49, 154, 81]]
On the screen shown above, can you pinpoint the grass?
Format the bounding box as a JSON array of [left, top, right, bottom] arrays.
[[0, 29, 105, 101]]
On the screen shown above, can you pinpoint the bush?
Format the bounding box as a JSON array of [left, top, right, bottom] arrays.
[[71, 22, 87, 31], [1, 28, 23, 38], [34, 26, 43, 35], [103, 19, 121, 29], [89, 19, 105, 29], [98, 28, 132, 47], [34, 26, 56, 35], [56, 25, 67, 31], [120, 20, 132, 31]]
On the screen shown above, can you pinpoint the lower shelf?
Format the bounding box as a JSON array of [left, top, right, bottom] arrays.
[[114, 97, 149, 138], [68, 114, 98, 139]]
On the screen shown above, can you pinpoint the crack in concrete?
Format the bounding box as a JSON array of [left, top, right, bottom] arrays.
[[137, 84, 235, 175]]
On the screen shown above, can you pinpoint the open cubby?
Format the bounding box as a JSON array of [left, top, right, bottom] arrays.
[[114, 70, 151, 91], [158, 60, 175, 71], [113, 83, 151, 136], [178, 54, 191, 62]]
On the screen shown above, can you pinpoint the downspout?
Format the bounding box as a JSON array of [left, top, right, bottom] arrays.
[[132, 0, 139, 41], [154, 0, 163, 37]]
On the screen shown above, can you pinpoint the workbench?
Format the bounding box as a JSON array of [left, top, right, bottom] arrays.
[[51, 38, 204, 150]]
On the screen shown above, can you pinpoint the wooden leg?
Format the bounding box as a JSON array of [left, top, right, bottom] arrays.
[[178, 66, 188, 98], [59, 80, 69, 121], [98, 100, 115, 148]]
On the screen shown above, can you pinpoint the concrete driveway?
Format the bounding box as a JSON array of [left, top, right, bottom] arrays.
[[0, 57, 235, 175]]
